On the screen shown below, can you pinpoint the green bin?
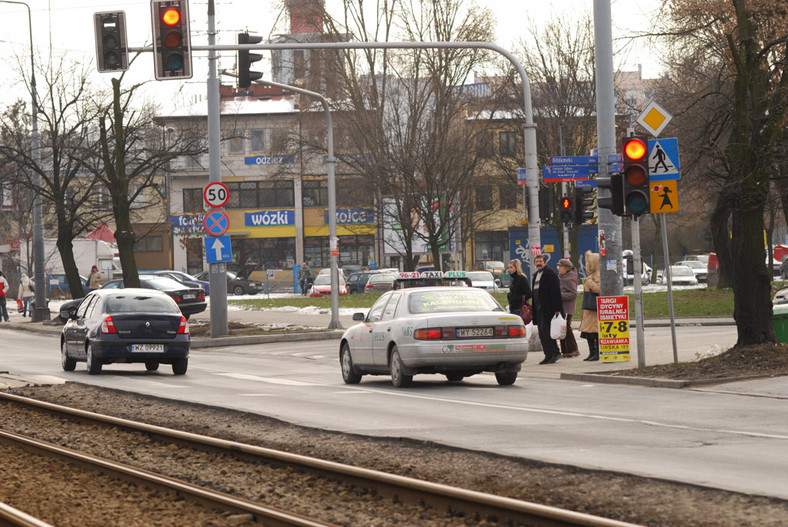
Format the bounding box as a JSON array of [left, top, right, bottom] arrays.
[[773, 304, 788, 343]]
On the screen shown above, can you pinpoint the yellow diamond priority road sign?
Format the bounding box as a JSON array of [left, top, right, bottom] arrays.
[[637, 100, 672, 137], [650, 180, 678, 213]]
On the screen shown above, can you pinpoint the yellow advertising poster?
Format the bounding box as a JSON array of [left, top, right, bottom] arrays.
[[597, 296, 630, 362], [650, 180, 679, 214]]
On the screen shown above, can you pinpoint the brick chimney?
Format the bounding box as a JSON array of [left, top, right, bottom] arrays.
[[287, 0, 324, 34]]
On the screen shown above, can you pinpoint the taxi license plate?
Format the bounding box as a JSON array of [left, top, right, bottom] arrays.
[[131, 344, 164, 353], [457, 327, 493, 338], [183, 294, 196, 300]]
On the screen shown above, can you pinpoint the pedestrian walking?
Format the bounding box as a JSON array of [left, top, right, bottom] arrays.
[[557, 259, 580, 358], [531, 254, 564, 364], [579, 251, 601, 361], [19, 273, 35, 318], [0, 271, 10, 322], [87, 265, 103, 291], [506, 258, 531, 317], [298, 262, 312, 296]]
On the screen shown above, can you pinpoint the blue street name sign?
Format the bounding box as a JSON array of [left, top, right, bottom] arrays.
[[543, 165, 597, 181], [575, 179, 597, 189], [204, 235, 232, 264], [549, 154, 621, 165]]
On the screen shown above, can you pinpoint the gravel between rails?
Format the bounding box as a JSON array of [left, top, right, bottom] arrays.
[[5, 383, 788, 527]]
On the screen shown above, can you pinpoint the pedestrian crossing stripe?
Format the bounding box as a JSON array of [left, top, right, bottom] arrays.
[[650, 180, 679, 213], [647, 138, 680, 180]]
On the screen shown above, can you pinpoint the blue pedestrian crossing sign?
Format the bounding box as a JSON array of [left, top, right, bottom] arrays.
[[647, 138, 680, 181], [204, 235, 232, 263]]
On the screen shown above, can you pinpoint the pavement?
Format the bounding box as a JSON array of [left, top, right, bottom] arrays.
[[0, 299, 742, 388]]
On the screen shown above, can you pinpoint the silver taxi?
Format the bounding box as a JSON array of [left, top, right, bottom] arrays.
[[339, 284, 528, 387]]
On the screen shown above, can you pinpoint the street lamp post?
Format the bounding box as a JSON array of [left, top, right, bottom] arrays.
[[1, 0, 48, 321]]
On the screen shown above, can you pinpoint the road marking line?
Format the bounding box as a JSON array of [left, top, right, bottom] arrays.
[[218, 372, 320, 386]]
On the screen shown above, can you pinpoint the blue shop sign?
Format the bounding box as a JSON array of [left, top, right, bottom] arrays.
[[245, 209, 295, 227], [324, 208, 375, 224]]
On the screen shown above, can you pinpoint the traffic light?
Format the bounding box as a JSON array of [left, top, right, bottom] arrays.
[[538, 186, 554, 222], [597, 173, 624, 216], [622, 136, 650, 216], [94, 11, 129, 72], [238, 32, 264, 88], [560, 195, 572, 224], [574, 187, 596, 224], [151, 0, 192, 80]]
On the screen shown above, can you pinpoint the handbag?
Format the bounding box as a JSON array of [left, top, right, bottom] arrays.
[[519, 302, 533, 325], [582, 291, 599, 311], [550, 313, 567, 340]]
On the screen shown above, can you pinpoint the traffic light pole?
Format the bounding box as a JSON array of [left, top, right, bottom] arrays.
[[631, 216, 645, 367]]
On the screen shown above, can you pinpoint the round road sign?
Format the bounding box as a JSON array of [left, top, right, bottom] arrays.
[[203, 210, 229, 236], [203, 182, 229, 208]]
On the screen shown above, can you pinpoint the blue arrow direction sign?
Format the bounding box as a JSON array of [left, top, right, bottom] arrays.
[[204, 235, 232, 264], [203, 209, 229, 236], [575, 179, 597, 189], [543, 164, 596, 182]]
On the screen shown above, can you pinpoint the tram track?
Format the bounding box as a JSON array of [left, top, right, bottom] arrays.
[[0, 391, 639, 527]]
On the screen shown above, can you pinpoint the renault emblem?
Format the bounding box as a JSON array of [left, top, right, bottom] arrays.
[[145, 321, 150, 327]]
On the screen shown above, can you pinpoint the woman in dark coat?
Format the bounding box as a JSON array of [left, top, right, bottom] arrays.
[[507, 259, 531, 317]]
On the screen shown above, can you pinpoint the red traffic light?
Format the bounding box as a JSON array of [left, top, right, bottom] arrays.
[[623, 137, 647, 161], [162, 8, 181, 25], [561, 197, 571, 210]]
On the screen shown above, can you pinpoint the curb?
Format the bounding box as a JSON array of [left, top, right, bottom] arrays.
[[560, 372, 774, 388]]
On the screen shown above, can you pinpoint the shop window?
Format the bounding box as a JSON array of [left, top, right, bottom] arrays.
[[303, 179, 327, 207], [134, 235, 163, 252], [239, 182, 258, 208], [474, 231, 507, 262]]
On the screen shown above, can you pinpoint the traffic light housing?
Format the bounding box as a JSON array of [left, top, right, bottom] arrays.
[[597, 173, 624, 216], [560, 195, 572, 224], [622, 136, 650, 216], [151, 0, 192, 80], [574, 187, 595, 224], [538, 186, 554, 222], [94, 11, 129, 72], [238, 32, 264, 88]]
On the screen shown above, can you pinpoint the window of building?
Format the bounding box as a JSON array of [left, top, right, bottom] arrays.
[[239, 181, 258, 208], [475, 186, 493, 211], [269, 128, 290, 153], [228, 129, 245, 154], [644, 87, 657, 104], [250, 129, 266, 152], [134, 235, 163, 252], [474, 231, 508, 262], [95, 186, 110, 211], [499, 131, 517, 157], [624, 89, 638, 108], [232, 237, 296, 271], [303, 179, 327, 207], [182, 188, 203, 213], [223, 181, 294, 209], [499, 185, 517, 210], [337, 177, 373, 207], [305, 235, 375, 268], [129, 184, 147, 210]]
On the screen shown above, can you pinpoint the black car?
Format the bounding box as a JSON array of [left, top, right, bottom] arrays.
[[195, 263, 264, 295], [346, 270, 384, 294], [101, 276, 207, 319], [61, 288, 190, 375]]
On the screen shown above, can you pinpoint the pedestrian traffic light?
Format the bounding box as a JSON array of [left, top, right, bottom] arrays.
[[597, 173, 624, 216], [574, 187, 596, 224], [238, 32, 264, 88], [622, 136, 650, 216], [151, 0, 192, 80], [94, 11, 129, 73], [538, 186, 554, 222], [560, 195, 573, 224]]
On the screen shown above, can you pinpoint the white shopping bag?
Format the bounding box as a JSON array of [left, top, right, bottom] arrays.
[[525, 322, 539, 345], [549, 313, 567, 340]]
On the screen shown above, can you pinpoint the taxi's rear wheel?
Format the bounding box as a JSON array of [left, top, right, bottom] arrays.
[[495, 371, 518, 386], [340, 343, 362, 384], [390, 347, 412, 387], [445, 374, 464, 382]]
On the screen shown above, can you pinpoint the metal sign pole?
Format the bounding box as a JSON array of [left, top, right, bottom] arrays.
[[631, 216, 645, 367], [661, 214, 679, 363]]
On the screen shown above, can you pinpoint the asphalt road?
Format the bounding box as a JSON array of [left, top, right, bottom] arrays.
[[2, 323, 787, 503]]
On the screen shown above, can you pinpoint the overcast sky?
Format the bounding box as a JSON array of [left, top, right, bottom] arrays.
[[0, 0, 661, 110]]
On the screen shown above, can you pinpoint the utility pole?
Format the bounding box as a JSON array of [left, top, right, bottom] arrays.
[[593, 0, 623, 296]]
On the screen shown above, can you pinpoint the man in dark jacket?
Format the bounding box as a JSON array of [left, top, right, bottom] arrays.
[[531, 254, 564, 364]]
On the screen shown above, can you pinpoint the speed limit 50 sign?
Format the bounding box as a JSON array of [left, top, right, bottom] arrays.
[[203, 182, 229, 208]]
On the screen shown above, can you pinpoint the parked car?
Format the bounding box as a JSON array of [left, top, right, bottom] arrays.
[[139, 270, 210, 294], [392, 271, 472, 289], [622, 250, 652, 286], [364, 272, 398, 293], [194, 264, 264, 295], [308, 273, 348, 297], [346, 270, 384, 294], [339, 287, 527, 387], [60, 288, 190, 376], [781, 257, 788, 280], [773, 286, 788, 305], [48, 274, 89, 299], [675, 260, 708, 282], [102, 276, 207, 319], [657, 265, 699, 286], [467, 271, 499, 291], [475, 260, 506, 277]]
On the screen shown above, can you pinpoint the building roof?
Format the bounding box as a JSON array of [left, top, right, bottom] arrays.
[[158, 96, 298, 120]]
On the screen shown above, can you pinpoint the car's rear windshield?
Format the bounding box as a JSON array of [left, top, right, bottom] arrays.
[[105, 294, 179, 314], [408, 290, 502, 314]]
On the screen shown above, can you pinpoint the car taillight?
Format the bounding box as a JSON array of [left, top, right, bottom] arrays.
[[441, 328, 455, 339], [101, 316, 116, 334], [177, 316, 189, 334], [172, 295, 182, 303], [197, 293, 205, 301], [508, 326, 526, 337], [414, 328, 442, 340]]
